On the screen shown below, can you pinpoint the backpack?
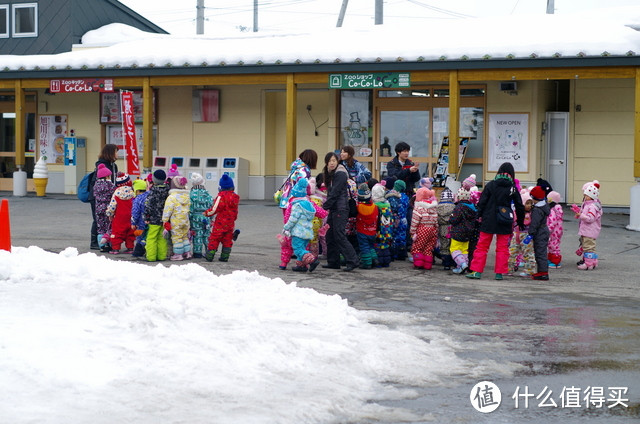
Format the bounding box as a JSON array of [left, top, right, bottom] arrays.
[[77, 170, 96, 203]]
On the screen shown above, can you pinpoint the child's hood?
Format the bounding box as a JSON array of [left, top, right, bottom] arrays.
[[292, 198, 316, 214], [114, 186, 135, 200], [169, 188, 191, 205]]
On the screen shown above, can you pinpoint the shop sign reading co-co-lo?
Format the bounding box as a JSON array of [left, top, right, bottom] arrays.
[[329, 73, 410, 89]]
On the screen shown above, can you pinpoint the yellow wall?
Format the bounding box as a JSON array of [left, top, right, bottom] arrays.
[[36, 90, 111, 172], [571, 79, 635, 206]]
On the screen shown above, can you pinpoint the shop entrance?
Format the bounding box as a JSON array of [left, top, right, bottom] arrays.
[[339, 86, 486, 184], [0, 93, 37, 191]]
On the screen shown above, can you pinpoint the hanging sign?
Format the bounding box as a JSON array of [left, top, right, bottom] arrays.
[[49, 79, 114, 93], [121, 90, 140, 177], [329, 73, 410, 89]]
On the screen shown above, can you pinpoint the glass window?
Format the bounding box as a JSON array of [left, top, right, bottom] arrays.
[[13, 3, 37, 37], [378, 90, 430, 98], [340, 91, 372, 155], [0, 5, 8, 38]]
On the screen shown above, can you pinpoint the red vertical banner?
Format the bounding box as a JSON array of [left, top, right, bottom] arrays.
[[120, 90, 140, 177]]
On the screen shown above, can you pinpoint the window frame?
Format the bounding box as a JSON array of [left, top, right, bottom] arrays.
[[12, 2, 37, 38], [0, 5, 9, 38]]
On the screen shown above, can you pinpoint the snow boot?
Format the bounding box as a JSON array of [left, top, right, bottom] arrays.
[[532, 272, 549, 280], [465, 271, 482, 279], [219, 247, 231, 262], [302, 253, 319, 272], [232, 229, 241, 241], [423, 255, 433, 270], [412, 253, 424, 269], [578, 252, 597, 270], [170, 253, 183, 261], [292, 260, 308, 272], [205, 249, 216, 262]]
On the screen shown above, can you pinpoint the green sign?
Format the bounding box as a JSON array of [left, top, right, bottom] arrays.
[[329, 73, 411, 89]]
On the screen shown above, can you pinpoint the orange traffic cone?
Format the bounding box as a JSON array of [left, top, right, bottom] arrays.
[[0, 198, 11, 252]]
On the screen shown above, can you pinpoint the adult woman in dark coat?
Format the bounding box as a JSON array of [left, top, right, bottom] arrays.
[[466, 162, 525, 280], [89, 144, 119, 249], [322, 152, 359, 272]]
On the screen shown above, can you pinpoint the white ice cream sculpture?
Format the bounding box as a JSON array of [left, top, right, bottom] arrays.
[[33, 156, 48, 196]]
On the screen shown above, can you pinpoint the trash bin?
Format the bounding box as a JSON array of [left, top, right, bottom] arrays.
[[221, 157, 249, 199], [152, 156, 168, 174], [184, 157, 204, 183], [203, 157, 221, 196]]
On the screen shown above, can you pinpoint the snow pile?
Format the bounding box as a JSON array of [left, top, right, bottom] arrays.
[[81, 23, 165, 46], [0, 246, 494, 423]]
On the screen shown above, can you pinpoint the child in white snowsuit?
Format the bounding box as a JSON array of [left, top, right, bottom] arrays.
[[162, 176, 192, 261]]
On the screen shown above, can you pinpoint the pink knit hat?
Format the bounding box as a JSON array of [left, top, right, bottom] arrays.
[[167, 163, 180, 178], [96, 164, 112, 179], [416, 187, 434, 202], [462, 174, 476, 191]]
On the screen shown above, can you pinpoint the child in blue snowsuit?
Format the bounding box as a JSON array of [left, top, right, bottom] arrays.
[[189, 172, 214, 258], [130, 178, 149, 257], [386, 179, 409, 260]]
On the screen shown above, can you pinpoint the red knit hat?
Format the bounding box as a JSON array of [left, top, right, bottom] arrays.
[[530, 186, 546, 201]]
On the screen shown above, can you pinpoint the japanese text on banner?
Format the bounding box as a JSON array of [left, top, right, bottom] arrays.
[[121, 91, 140, 177]]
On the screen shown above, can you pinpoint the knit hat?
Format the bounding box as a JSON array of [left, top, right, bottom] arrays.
[[440, 187, 454, 203], [420, 177, 433, 189], [171, 175, 188, 189], [145, 173, 153, 183], [308, 177, 317, 195], [462, 174, 477, 191], [219, 173, 234, 191], [96, 163, 112, 179], [190, 172, 205, 187], [583, 180, 600, 200], [357, 183, 371, 201], [384, 176, 397, 190], [371, 184, 386, 203], [416, 187, 433, 202], [530, 185, 546, 201], [115, 172, 130, 186], [152, 169, 167, 185], [537, 178, 553, 195], [520, 190, 532, 204], [132, 179, 147, 192], [456, 187, 471, 201], [470, 187, 481, 205], [393, 179, 406, 193], [548, 190, 562, 204], [290, 178, 308, 198], [167, 163, 180, 178]]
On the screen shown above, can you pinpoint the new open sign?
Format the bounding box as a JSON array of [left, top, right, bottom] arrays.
[[49, 78, 114, 93], [329, 73, 410, 89]]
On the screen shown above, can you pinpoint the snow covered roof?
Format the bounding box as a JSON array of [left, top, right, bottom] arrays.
[[2, 8, 640, 76]]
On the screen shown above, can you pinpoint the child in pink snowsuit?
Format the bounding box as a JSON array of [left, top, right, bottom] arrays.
[[573, 180, 602, 270], [546, 190, 564, 268]]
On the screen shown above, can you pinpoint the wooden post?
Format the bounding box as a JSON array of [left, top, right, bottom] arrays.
[[143, 77, 153, 171], [448, 70, 460, 176], [14, 79, 25, 168], [286, 74, 297, 167], [635, 68, 640, 178]]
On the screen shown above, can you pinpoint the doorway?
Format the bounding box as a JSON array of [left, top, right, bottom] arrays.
[[339, 86, 486, 183], [545, 111, 569, 202]]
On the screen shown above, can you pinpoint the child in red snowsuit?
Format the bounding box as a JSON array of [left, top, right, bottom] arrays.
[[204, 174, 240, 262], [105, 172, 136, 254]]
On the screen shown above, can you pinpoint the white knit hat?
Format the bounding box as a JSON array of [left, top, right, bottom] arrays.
[[583, 180, 600, 200]]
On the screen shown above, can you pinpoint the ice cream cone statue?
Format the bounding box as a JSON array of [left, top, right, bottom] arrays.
[[33, 156, 48, 196]]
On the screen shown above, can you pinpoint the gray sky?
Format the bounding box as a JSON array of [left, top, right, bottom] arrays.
[[119, 0, 640, 35]]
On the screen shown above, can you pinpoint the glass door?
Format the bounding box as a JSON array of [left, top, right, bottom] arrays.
[[377, 109, 430, 180]]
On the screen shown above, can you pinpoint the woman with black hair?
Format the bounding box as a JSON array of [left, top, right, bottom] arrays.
[[466, 162, 525, 280], [340, 145, 371, 184], [321, 152, 359, 272], [89, 144, 119, 250]]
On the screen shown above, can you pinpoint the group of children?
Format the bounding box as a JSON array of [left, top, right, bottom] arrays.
[[279, 169, 604, 279], [92, 163, 240, 263]]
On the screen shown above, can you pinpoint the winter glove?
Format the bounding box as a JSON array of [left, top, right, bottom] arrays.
[[318, 224, 329, 237], [282, 229, 291, 238], [570, 204, 581, 214], [522, 235, 533, 245], [164, 222, 172, 231], [133, 229, 144, 237]]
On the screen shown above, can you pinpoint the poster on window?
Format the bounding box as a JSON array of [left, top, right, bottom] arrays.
[[38, 115, 68, 164], [488, 113, 528, 172], [100, 91, 156, 123]]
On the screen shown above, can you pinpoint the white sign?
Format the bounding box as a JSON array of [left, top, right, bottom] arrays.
[[488, 113, 528, 172]]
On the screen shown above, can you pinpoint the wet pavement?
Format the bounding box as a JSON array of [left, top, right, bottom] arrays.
[[3, 193, 640, 422]]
